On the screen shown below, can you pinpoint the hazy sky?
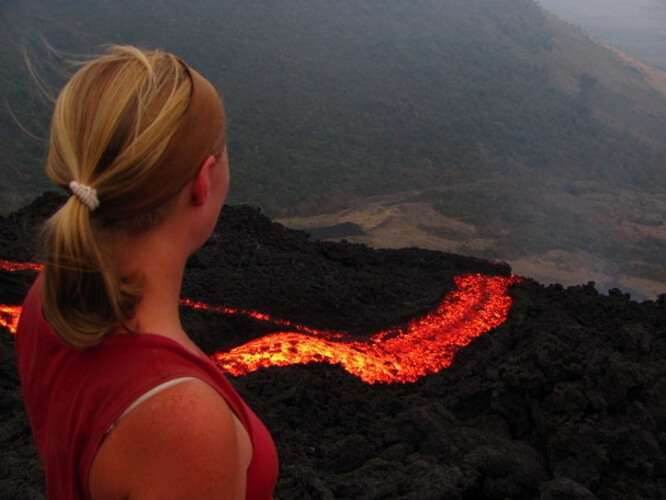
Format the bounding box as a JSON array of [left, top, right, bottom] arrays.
[[538, 0, 666, 67]]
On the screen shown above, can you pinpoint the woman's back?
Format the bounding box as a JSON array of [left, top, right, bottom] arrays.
[[16, 45, 277, 498], [17, 277, 277, 499]]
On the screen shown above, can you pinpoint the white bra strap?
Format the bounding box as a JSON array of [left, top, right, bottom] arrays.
[[106, 377, 197, 435]]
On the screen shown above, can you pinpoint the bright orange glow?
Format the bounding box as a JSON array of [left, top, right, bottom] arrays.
[[179, 299, 340, 337], [0, 260, 521, 384], [0, 260, 43, 272], [0, 260, 42, 335], [212, 274, 521, 383], [0, 305, 23, 335]]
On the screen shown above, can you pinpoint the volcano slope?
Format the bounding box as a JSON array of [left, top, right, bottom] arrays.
[[1, 193, 664, 498]]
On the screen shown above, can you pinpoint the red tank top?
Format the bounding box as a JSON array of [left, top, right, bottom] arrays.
[[15, 277, 278, 499]]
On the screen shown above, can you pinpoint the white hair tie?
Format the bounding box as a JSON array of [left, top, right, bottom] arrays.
[[69, 180, 100, 211]]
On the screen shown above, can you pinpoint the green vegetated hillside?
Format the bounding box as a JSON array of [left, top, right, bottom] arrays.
[[1, 0, 665, 297], [538, 0, 666, 69]]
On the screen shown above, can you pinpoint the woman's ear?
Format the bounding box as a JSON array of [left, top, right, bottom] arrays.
[[190, 155, 216, 206]]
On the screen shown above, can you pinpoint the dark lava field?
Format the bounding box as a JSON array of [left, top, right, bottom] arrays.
[[1, 193, 664, 498]]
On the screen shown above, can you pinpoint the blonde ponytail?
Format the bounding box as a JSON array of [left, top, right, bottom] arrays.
[[40, 45, 225, 348], [41, 198, 142, 348]]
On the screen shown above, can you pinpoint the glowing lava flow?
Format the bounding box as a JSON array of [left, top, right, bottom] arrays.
[[0, 305, 22, 335], [0, 260, 43, 272], [179, 299, 342, 338], [1, 259, 521, 383], [0, 260, 43, 334], [211, 274, 520, 383]]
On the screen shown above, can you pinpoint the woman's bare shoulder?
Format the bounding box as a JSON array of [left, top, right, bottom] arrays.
[[89, 379, 246, 499]]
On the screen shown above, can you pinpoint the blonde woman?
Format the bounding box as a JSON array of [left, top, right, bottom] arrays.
[[15, 45, 278, 499]]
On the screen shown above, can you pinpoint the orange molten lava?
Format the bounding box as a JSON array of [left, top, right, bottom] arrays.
[[0, 260, 43, 334], [0, 259, 521, 384], [212, 274, 521, 383], [179, 299, 340, 337], [0, 305, 23, 335], [0, 260, 43, 272]]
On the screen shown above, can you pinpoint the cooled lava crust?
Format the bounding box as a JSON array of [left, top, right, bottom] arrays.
[[1, 192, 664, 498]]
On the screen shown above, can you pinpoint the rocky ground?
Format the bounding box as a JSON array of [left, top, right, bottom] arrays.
[[1, 193, 664, 498]]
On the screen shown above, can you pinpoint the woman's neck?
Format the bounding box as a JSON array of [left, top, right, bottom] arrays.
[[110, 220, 200, 355]]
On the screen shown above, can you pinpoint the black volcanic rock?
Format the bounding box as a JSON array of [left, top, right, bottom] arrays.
[[1, 194, 664, 498]]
